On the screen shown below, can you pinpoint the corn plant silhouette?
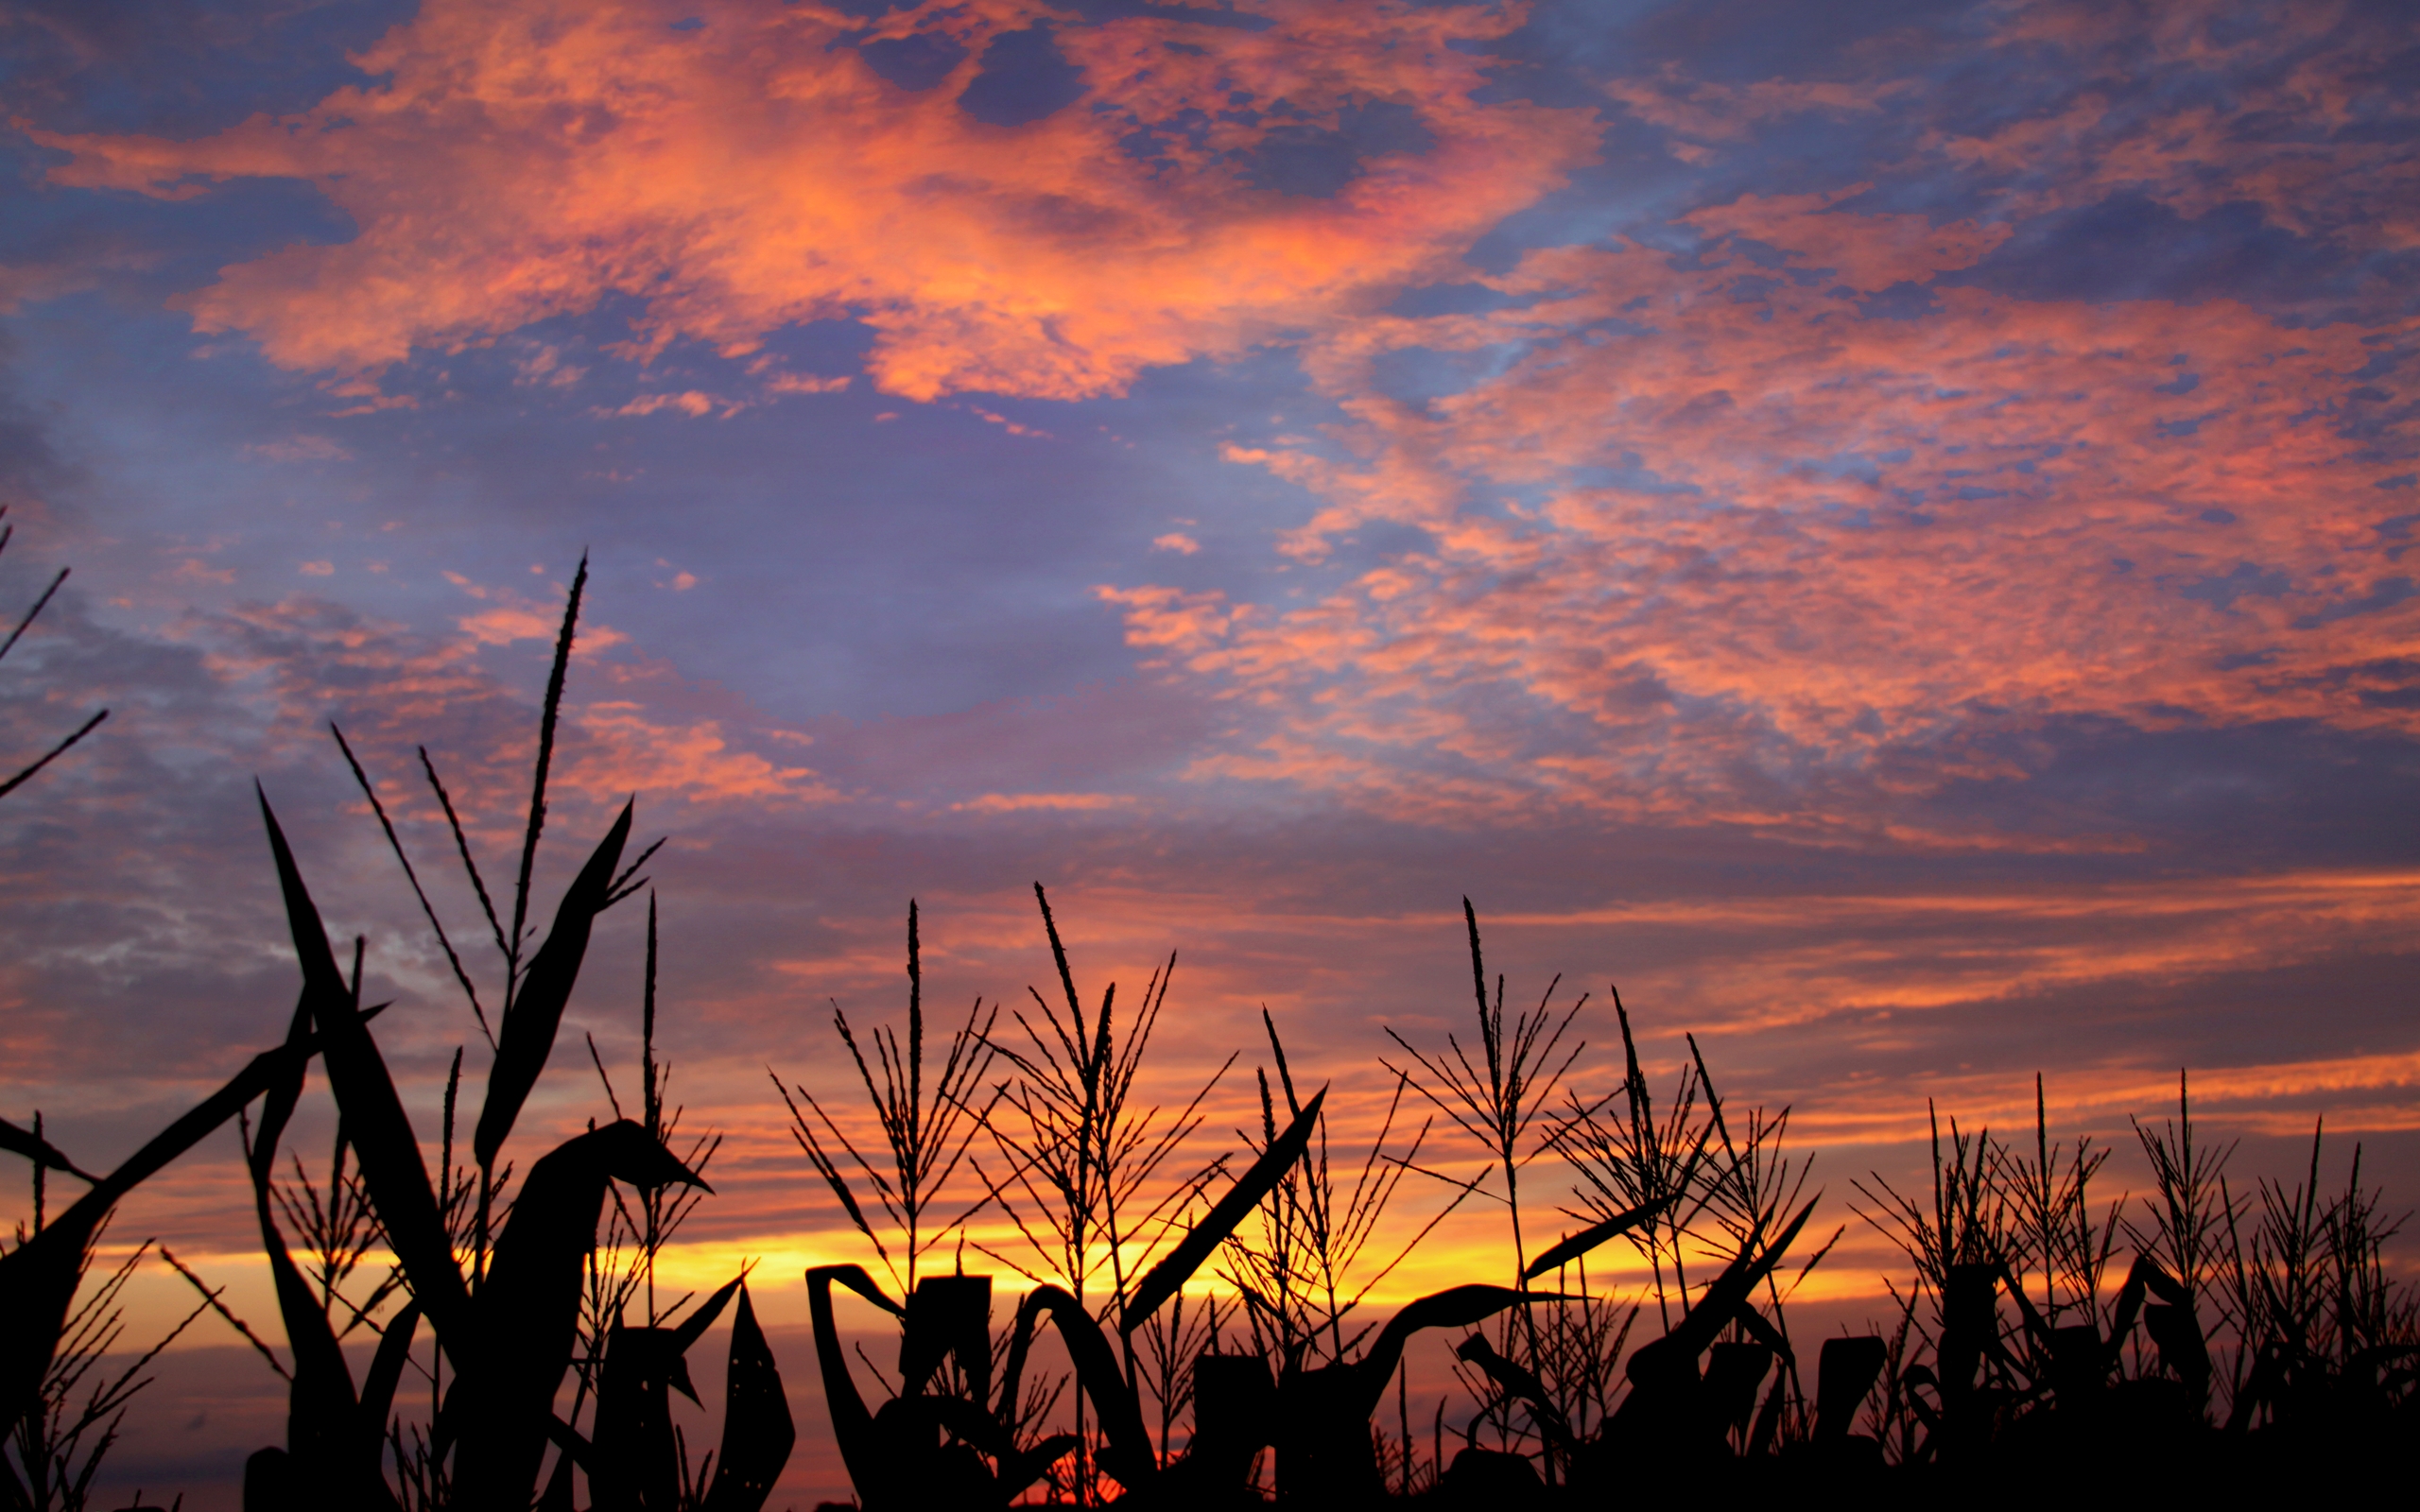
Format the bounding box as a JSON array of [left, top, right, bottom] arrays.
[[773, 900, 999, 1298], [186, 560, 788, 1510]]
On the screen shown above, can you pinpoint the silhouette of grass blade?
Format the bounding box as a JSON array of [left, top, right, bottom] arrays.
[[258, 788, 472, 1346], [0, 707, 107, 802], [0, 565, 67, 663], [333, 723, 493, 1046], [357, 1300, 420, 1451], [1122, 1085, 1326, 1334], [701, 1285, 793, 1512], [1524, 1193, 1679, 1280], [508, 553, 587, 988], [473, 799, 632, 1170], [420, 746, 508, 961]]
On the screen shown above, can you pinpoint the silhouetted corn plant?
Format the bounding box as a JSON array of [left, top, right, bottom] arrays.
[[773, 900, 998, 1297], [1382, 901, 1590, 1294], [964, 885, 1238, 1500], [2, 1232, 208, 1512], [1541, 994, 1708, 1331], [1220, 1010, 1469, 1370], [214, 562, 792, 1511]]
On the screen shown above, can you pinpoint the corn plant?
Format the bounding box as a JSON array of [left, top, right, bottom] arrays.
[[220, 562, 790, 1510]]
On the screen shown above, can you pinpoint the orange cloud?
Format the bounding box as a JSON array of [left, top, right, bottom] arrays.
[[33, 0, 1599, 401], [564, 702, 836, 807]]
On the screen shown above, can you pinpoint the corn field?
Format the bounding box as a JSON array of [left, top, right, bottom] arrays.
[[2, 558, 2411, 1510]]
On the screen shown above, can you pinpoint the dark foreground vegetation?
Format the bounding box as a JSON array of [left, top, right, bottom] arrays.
[[1, 558, 2411, 1509]]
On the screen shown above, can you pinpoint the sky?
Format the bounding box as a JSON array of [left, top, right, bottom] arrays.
[[2, 0, 2417, 1502]]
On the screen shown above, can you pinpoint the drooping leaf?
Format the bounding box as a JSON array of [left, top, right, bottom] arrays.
[[1122, 1087, 1325, 1335], [1357, 1285, 1545, 1405], [1014, 1286, 1156, 1491], [805, 1264, 905, 1505], [474, 802, 632, 1172], [1454, 1334, 1574, 1451], [2143, 1303, 2211, 1388], [452, 1119, 707, 1509]]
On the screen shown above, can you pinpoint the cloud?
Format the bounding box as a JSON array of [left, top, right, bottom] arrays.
[[949, 791, 1137, 814], [762, 372, 852, 396], [1080, 9, 2420, 836], [32, 0, 1600, 401], [611, 391, 719, 419]]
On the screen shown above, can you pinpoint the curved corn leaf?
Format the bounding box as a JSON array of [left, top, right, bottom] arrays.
[[243, 986, 365, 1503], [1121, 1087, 1325, 1335], [1015, 1286, 1155, 1491], [357, 1301, 421, 1452], [473, 801, 633, 1171], [453, 1119, 706, 1510], [1455, 1334, 1574, 1451], [1356, 1284, 1546, 1407], [805, 1264, 903, 1504]]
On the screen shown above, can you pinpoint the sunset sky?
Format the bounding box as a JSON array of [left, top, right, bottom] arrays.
[[2, 0, 2416, 1502]]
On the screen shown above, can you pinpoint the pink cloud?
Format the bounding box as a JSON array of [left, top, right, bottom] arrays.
[[32, 0, 1599, 401]]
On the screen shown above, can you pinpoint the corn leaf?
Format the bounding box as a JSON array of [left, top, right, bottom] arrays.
[[474, 801, 632, 1171], [1123, 1087, 1325, 1335], [453, 1119, 706, 1508], [1523, 1193, 1678, 1280], [700, 1284, 793, 1512], [259, 791, 473, 1349]]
